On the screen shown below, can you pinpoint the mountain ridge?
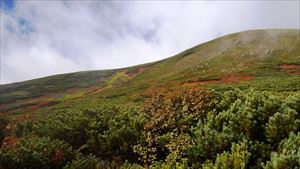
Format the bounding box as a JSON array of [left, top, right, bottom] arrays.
[[2, 28, 297, 85], [1, 29, 299, 117]]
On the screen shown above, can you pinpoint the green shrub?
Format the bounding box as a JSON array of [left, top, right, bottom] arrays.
[[189, 90, 281, 163], [0, 137, 75, 169], [3, 88, 299, 169], [265, 95, 300, 145], [121, 160, 144, 169], [33, 109, 91, 149], [0, 115, 8, 146], [63, 154, 100, 169], [15, 120, 34, 138], [263, 132, 300, 169], [87, 107, 146, 162], [202, 140, 251, 169], [150, 155, 189, 169]]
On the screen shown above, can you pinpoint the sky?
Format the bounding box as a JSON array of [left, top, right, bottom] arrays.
[[0, 0, 299, 84]]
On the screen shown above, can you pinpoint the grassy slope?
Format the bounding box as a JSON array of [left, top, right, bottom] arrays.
[[1, 29, 299, 119]]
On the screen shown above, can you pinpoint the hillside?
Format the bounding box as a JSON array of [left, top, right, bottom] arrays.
[[1, 29, 300, 118]]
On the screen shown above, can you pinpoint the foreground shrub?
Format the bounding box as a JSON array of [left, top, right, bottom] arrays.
[[14, 120, 34, 138], [63, 154, 100, 169], [134, 88, 216, 165], [150, 154, 189, 169], [87, 107, 146, 162], [263, 132, 300, 169], [33, 109, 90, 149], [202, 140, 251, 169], [189, 89, 293, 165], [13, 106, 146, 165], [0, 115, 8, 146], [0, 137, 75, 169], [265, 95, 300, 145], [132, 89, 300, 168], [3, 88, 299, 168]]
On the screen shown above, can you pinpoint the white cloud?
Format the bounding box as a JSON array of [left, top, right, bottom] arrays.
[[1, 1, 299, 84]]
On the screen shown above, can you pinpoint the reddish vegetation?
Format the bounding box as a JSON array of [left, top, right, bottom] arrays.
[[51, 150, 66, 162], [280, 64, 300, 75], [2, 136, 20, 149], [65, 88, 78, 94], [0, 104, 7, 113], [30, 101, 60, 111], [221, 74, 254, 83], [93, 86, 110, 94], [82, 86, 98, 95], [138, 67, 146, 74], [290, 72, 300, 75], [126, 67, 147, 77], [185, 74, 254, 86], [3, 93, 63, 114], [280, 64, 300, 69]]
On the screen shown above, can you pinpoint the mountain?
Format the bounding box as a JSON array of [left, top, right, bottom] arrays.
[[1, 29, 299, 118]]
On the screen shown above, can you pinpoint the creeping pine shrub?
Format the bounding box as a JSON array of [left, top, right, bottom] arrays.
[[189, 90, 300, 168], [86, 106, 146, 162], [32, 109, 91, 149], [63, 154, 100, 169], [11, 106, 146, 167], [15, 120, 34, 138], [263, 132, 300, 169], [132, 88, 300, 168], [0, 115, 8, 146], [202, 140, 251, 169], [265, 95, 300, 146], [121, 160, 144, 169], [2, 88, 299, 169], [0, 137, 75, 169]]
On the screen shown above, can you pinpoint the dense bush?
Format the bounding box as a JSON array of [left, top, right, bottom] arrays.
[[190, 90, 279, 162], [202, 140, 251, 169], [86, 107, 146, 161], [33, 109, 90, 149], [263, 132, 300, 169], [0, 137, 75, 169], [133, 88, 215, 165], [1, 88, 299, 169], [265, 96, 300, 145], [15, 120, 34, 138], [63, 154, 100, 169], [132, 89, 299, 168], [0, 115, 8, 146]]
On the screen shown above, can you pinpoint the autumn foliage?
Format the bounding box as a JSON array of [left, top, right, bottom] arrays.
[[1, 88, 300, 169]]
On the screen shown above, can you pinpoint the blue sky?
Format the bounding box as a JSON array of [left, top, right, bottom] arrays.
[[0, 0, 14, 11], [0, 1, 299, 84]]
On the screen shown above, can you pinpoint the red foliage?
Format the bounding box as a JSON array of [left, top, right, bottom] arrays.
[[126, 67, 147, 77], [51, 150, 66, 162], [2, 136, 20, 149], [186, 74, 254, 86], [280, 64, 300, 69], [280, 64, 300, 75], [143, 88, 215, 134]]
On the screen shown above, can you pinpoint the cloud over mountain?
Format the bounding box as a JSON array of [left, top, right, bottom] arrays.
[[1, 1, 299, 84]]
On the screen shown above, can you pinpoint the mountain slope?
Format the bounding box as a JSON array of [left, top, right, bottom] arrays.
[[1, 29, 299, 117]]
